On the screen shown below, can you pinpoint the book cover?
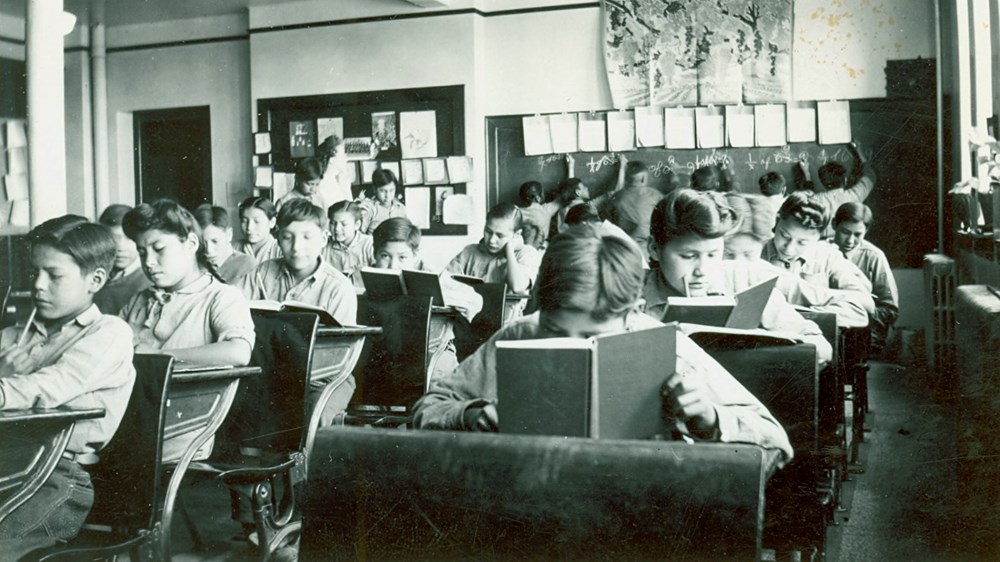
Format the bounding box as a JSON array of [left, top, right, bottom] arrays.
[[360, 267, 407, 300], [496, 324, 675, 439], [725, 276, 778, 330], [662, 295, 735, 327], [249, 299, 341, 326], [401, 269, 445, 306]]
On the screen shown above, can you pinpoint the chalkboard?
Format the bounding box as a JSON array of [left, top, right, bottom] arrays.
[[257, 85, 466, 236], [487, 97, 939, 267]]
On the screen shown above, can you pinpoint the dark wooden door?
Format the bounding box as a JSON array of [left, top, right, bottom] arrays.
[[134, 106, 212, 209]]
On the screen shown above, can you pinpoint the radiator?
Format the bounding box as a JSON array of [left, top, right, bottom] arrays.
[[954, 285, 1000, 520], [923, 254, 956, 372]]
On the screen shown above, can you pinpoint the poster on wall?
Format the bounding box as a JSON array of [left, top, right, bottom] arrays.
[[371, 112, 398, 152], [603, 0, 792, 107], [400, 110, 438, 159], [317, 117, 344, 146], [289, 120, 315, 158]]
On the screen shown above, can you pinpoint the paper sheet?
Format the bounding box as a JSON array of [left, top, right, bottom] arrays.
[[316, 117, 344, 146], [343, 137, 374, 161], [289, 120, 315, 158], [725, 106, 755, 148], [607, 111, 636, 152], [371, 111, 398, 152], [360, 161, 379, 184], [401, 159, 424, 185], [254, 132, 271, 154], [404, 186, 432, 229], [7, 148, 26, 175], [423, 158, 448, 184], [254, 166, 273, 188], [695, 108, 725, 148], [9, 200, 28, 227], [786, 103, 817, 143], [522, 115, 553, 156], [664, 107, 696, 149], [577, 113, 607, 152], [548, 114, 579, 153], [754, 105, 787, 147], [5, 121, 26, 148], [635, 106, 664, 148], [4, 174, 28, 200], [379, 161, 401, 182], [400, 110, 438, 159], [442, 193, 473, 225], [346, 161, 359, 185], [817, 101, 852, 145], [446, 156, 472, 183]]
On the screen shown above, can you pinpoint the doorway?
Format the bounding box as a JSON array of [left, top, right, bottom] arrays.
[[133, 106, 212, 209]]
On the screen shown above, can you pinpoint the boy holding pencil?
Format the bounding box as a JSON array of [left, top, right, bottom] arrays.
[[0, 216, 136, 557]]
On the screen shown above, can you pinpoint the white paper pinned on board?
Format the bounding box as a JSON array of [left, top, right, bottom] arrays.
[[695, 108, 725, 149], [7, 148, 26, 175], [4, 174, 28, 201], [379, 161, 401, 181], [423, 158, 449, 185], [442, 193, 472, 225], [400, 111, 438, 159], [634, 106, 664, 148], [725, 105, 755, 148], [316, 117, 344, 147], [578, 112, 607, 152], [754, 104, 786, 147], [607, 111, 636, 152], [817, 101, 852, 145], [254, 166, 273, 188], [787, 103, 817, 143], [548, 114, 579, 153], [404, 186, 432, 229], [254, 132, 272, 154], [445, 156, 472, 183], [5, 121, 26, 148], [10, 200, 28, 227], [401, 159, 424, 185], [360, 161, 379, 184], [664, 107, 696, 149], [522, 115, 553, 156]]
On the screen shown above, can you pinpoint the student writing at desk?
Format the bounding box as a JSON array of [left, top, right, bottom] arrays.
[[641, 190, 832, 366], [414, 224, 793, 466], [0, 216, 136, 558], [119, 200, 255, 462]]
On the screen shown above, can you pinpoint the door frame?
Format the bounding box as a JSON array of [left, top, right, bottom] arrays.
[[133, 105, 212, 205]]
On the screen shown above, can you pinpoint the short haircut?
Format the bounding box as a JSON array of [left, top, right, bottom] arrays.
[[537, 224, 644, 321], [98, 204, 132, 227], [371, 168, 398, 188], [777, 191, 831, 231], [650, 189, 740, 247], [123, 199, 218, 278], [193, 204, 232, 230], [276, 198, 327, 230], [295, 157, 324, 184], [30, 215, 116, 276], [485, 202, 523, 230], [818, 161, 847, 190], [758, 171, 786, 196], [690, 166, 720, 192], [373, 217, 421, 252], [239, 196, 277, 220], [558, 178, 584, 203], [624, 160, 647, 183], [833, 202, 874, 228], [328, 200, 363, 222], [518, 181, 543, 206], [564, 202, 601, 226]]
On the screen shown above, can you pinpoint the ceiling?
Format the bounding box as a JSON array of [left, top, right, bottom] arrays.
[[0, 0, 409, 28]]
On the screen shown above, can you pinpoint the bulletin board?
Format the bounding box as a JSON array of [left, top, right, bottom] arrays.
[[487, 96, 940, 268], [256, 85, 467, 236]]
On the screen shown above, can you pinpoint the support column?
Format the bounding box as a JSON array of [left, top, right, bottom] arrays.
[[91, 23, 109, 215], [26, 0, 68, 226]]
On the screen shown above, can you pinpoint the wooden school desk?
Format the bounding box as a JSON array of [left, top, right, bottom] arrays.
[[0, 407, 106, 525]]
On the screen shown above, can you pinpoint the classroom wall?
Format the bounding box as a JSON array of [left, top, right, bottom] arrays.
[[104, 22, 251, 210]]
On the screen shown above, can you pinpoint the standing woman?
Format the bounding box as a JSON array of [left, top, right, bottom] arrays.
[[317, 134, 355, 206]]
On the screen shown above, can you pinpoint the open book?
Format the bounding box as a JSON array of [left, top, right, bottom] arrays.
[[495, 324, 676, 439], [248, 299, 341, 326], [662, 276, 778, 330], [360, 267, 445, 306]]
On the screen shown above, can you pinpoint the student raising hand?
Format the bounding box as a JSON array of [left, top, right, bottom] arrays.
[[662, 370, 719, 440]]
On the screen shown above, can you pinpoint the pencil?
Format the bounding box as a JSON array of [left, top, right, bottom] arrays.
[[18, 307, 36, 347], [682, 276, 690, 298], [256, 273, 269, 301]]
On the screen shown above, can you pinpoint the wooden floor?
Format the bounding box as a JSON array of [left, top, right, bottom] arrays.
[[168, 355, 998, 562]]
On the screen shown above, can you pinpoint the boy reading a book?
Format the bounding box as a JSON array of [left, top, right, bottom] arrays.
[[643, 190, 832, 365], [414, 224, 793, 465], [241, 198, 357, 326], [0, 217, 136, 557], [759, 191, 875, 327]]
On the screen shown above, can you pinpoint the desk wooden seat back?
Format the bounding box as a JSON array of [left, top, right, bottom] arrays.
[[300, 428, 767, 561], [794, 311, 844, 455], [0, 407, 106, 527], [352, 295, 432, 415], [31, 354, 173, 562], [689, 332, 828, 553]]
